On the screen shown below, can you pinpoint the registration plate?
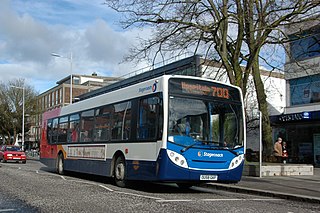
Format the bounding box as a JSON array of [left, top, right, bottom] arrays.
[[200, 175, 218, 181]]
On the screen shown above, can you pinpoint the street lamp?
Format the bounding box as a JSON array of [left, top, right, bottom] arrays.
[[11, 86, 25, 150], [51, 52, 73, 104]]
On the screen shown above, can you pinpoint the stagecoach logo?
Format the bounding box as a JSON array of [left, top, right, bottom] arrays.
[[152, 82, 157, 92], [138, 81, 158, 93], [198, 151, 223, 158]]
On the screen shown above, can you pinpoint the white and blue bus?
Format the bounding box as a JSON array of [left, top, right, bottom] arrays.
[[40, 75, 245, 188]]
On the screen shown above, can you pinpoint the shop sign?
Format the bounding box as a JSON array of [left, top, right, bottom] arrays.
[[278, 112, 312, 122], [278, 113, 303, 122]]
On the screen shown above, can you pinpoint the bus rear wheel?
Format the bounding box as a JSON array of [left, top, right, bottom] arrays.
[[114, 156, 127, 187], [57, 154, 64, 175]]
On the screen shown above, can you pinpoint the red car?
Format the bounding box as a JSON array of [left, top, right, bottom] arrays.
[[0, 145, 26, 164]]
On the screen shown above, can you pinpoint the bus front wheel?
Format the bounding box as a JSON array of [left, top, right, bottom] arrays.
[[114, 156, 127, 187], [57, 154, 64, 175]]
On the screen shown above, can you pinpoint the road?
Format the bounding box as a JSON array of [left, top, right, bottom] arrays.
[[0, 160, 319, 213]]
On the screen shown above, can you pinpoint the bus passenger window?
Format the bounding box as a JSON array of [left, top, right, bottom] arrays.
[[111, 102, 131, 141], [80, 110, 94, 142], [52, 118, 59, 143], [137, 97, 159, 140], [58, 116, 68, 143], [94, 106, 112, 142], [68, 114, 80, 143], [47, 119, 53, 143]]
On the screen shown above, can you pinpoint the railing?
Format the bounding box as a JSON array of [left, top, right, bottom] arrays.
[[25, 150, 40, 159]]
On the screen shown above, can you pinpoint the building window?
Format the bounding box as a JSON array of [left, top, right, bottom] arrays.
[[46, 95, 49, 108], [51, 92, 54, 107], [74, 76, 80, 85], [48, 94, 51, 107], [59, 88, 63, 104], [289, 27, 320, 62], [290, 75, 320, 106], [55, 90, 58, 105]]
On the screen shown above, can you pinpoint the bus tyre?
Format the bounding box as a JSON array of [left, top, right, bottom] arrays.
[[114, 156, 127, 187], [57, 154, 64, 175]]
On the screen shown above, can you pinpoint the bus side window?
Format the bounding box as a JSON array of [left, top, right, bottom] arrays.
[[47, 119, 53, 143], [80, 110, 94, 142], [52, 118, 59, 143], [68, 114, 80, 143], [58, 116, 68, 143], [111, 101, 131, 141], [137, 97, 159, 140], [94, 106, 112, 142]]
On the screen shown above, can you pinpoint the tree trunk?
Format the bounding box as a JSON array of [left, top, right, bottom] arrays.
[[252, 61, 273, 157]]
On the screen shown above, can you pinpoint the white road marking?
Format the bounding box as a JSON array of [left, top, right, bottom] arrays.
[[116, 191, 163, 200], [98, 184, 114, 192], [0, 209, 16, 212], [158, 198, 283, 202], [156, 199, 192, 202]]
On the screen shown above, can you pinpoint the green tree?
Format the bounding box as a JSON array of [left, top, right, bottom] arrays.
[[0, 79, 38, 145], [104, 0, 320, 157]]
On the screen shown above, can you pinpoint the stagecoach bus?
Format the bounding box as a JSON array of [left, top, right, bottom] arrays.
[[40, 75, 246, 188]]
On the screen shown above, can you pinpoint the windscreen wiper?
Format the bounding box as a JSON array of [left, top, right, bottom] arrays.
[[181, 142, 198, 153]]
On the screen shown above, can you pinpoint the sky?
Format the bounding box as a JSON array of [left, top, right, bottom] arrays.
[[0, 0, 149, 93]]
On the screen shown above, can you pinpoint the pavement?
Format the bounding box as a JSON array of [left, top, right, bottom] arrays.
[[207, 167, 320, 203]]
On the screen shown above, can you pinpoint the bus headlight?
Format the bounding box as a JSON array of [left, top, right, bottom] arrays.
[[228, 154, 244, 170], [167, 150, 188, 169]]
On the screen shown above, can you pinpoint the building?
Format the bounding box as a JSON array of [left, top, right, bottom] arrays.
[[25, 73, 120, 150], [270, 19, 320, 165]]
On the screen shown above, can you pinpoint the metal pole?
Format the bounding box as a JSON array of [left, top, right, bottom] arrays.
[[259, 111, 262, 178], [70, 52, 73, 104], [22, 87, 25, 151]]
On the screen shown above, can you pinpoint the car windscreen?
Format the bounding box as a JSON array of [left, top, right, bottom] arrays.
[[6, 146, 21, 151]]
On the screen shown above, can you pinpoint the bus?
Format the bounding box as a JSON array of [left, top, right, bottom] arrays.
[[40, 75, 245, 188]]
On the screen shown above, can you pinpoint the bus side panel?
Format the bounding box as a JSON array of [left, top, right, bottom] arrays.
[[64, 159, 111, 177], [126, 160, 158, 181], [40, 157, 56, 169]]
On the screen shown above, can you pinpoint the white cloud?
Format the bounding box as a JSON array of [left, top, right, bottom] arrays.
[[0, 0, 149, 93]]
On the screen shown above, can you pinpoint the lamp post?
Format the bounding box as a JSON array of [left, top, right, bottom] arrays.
[[11, 86, 25, 150], [51, 52, 73, 104]]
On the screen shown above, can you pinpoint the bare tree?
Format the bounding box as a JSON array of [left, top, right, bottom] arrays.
[[104, 0, 320, 156], [0, 79, 38, 145]]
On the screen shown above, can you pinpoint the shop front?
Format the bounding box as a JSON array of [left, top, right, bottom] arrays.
[[271, 111, 320, 166]]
